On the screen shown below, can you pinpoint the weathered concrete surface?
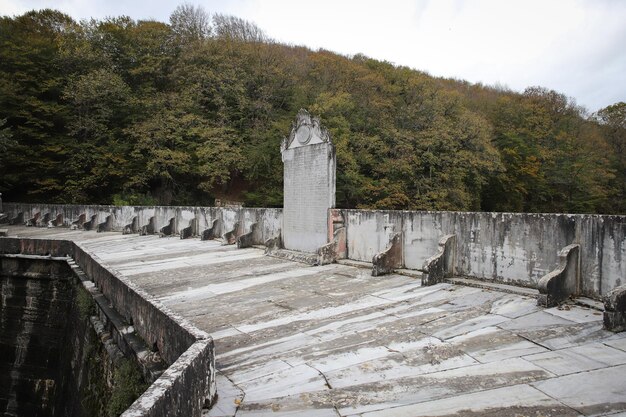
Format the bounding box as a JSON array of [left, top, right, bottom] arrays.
[[604, 284, 626, 332], [344, 209, 626, 298], [0, 258, 75, 417], [538, 244, 581, 307], [0, 254, 168, 416], [371, 233, 402, 276], [4, 226, 626, 416], [422, 234, 456, 286], [2, 204, 282, 248], [5, 204, 624, 299]]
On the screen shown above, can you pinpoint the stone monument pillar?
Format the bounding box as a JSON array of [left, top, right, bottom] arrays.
[[281, 109, 336, 253]]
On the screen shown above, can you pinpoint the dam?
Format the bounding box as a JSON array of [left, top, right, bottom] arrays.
[[1, 110, 626, 416]]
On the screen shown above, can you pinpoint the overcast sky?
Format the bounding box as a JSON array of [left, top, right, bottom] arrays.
[[1, 0, 624, 112]]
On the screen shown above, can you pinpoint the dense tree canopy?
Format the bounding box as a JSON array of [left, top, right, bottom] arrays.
[[0, 8, 623, 213]]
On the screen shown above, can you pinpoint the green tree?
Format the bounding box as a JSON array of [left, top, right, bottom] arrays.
[[0, 10, 77, 201], [596, 102, 626, 213]]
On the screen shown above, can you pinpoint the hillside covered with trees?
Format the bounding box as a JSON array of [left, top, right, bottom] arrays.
[[1, 6, 624, 214]]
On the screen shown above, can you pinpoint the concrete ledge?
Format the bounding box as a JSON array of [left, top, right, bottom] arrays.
[[604, 284, 626, 332], [446, 276, 539, 297], [25, 211, 40, 226], [97, 214, 113, 232], [63, 259, 169, 382], [538, 244, 580, 307], [237, 222, 258, 248], [4, 203, 624, 300], [180, 219, 197, 240], [422, 234, 456, 286], [51, 213, 63, 227], [0, 237, 74, 257], [140, 216, 156, 235], [122, 338, 216, 417], [9, 211, 23, 225], [317, 225, 346, 265], [266, 247, 320, 265], [222, 222, 240, 245], [124, 216, 139, 234], [71, 213, 86, 229], [372, 233, 403, 277], [160, 217, 176, 237], [201, 219, 220, 241]]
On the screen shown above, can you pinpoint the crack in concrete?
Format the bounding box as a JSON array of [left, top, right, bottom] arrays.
[[304, 363, 344, 417], [512, 331, 552, 351], [222, 372, 245, 417]]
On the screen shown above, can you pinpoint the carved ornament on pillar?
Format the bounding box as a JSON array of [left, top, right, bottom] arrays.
[[281, 109, 332, 154]]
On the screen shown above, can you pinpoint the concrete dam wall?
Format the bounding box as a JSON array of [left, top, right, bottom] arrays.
[[343, 210, 625, 299], [0, 238, 216, 417], [4, 203, 624, 300], [0, 257, 77, 417]]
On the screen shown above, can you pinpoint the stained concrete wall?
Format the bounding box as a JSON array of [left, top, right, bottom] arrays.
[[2, 204, 282, 243], [0, 258, 75, 417], [0, 238, 217, 417], [345, 210, 403, 264], [344, 210, 625, 298], [4, 204, 623, 299], [0, 255, 151, 417]]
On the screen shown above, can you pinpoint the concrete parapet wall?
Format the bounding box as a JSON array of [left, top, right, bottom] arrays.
[[345, 210, 404, 264], [3, 203, 282, 244], [70, 246, 202, 364], [0, 237, 217, 416], [343, 209, 625, 298], [4, 203, 624, 299]]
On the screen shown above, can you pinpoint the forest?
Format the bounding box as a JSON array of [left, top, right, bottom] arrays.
[[0, 6, 624, 214]]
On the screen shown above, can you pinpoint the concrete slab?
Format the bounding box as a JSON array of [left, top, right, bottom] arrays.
[[545, 304, 605, 323], [206, 373, 244, 417], [605, 337, 626, 352], [228, 359, 293, 385], [238, 358, 554, 416], [324, 339, 478, 389], [523, 342, 626, 376], [237, 407, 339, 417], [237, 364, 328, 402], [489, 293, 540, 318], [517, 321, 618, 350], [532, 364, 626, 415], [498, 310, 577, 331], [447, 326, 548, 363], [432, 314, 509, 340], [353, 384, 578, 417]]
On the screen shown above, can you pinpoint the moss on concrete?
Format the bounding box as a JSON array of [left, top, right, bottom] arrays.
[[107, 359, 149, 417], [76, 283, 96, 319]]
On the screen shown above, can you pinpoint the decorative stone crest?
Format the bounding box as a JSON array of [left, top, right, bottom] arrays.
[[281, 109, 331, 154]]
